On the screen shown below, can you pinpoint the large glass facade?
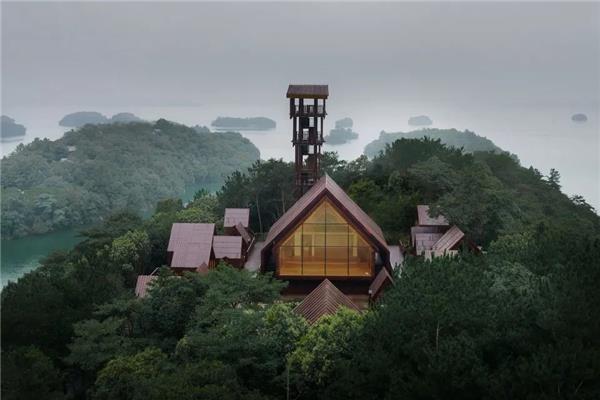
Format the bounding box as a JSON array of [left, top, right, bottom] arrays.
[[278, 199, 373, 277]]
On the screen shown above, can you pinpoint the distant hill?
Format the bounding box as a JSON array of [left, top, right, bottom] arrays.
[[110, 112, 145, 123], [325, 117, 359, 145], [571, 113, 588, 123], [59, 111, 145, 127], [364, 128, 507, 158], [59, 111, 109, 127], [325, 128, 359, 145], [211, 116, 276, 131], [1, 116, 26, 140], [408, 115, 433, 126], [1, 120, 260, 238]]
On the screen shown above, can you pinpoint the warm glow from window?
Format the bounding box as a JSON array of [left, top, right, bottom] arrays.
[[278, 199, 373, 277]]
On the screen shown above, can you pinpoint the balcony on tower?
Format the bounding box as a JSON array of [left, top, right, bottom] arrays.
[[287, 85, 328, 118]]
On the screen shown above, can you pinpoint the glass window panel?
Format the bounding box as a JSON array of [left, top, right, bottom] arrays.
[[349, 228, 369, 248], [279, 246, 302, 276], [302, 246, 325, 276], [349, 247, 372, 277], [302, 223, 325, 246], [326, 224, 348, 247], [325, 203, 347, 224], [281, 228, 303, 247], [304, 202, 327, 223], [326, 246, 348, 276]]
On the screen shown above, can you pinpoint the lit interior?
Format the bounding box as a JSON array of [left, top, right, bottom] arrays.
[[277, 198, 373, 277]]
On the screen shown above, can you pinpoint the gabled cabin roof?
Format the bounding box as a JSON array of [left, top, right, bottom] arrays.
[[263, 174, 389, 262], [168, 223, 215, 269], [432, 225, 465, 252], [416, 205, 449, 227], [287, 84, 329, 99], [135, 275, 157, 298], [293, 279, 360, 324], [369, 268, 394, 301], [213, 235, 243, 260], [224, 208, 250, 228]]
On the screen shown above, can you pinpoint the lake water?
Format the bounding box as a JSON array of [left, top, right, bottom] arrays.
[[1, 102, 598, 285]]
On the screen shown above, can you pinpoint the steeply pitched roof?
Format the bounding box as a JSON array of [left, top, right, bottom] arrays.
[[432, 225, 465, 252], [416, 205, 449, 226], [263, 174, 388, 257], [168, 223, 215, 269], [135, 275, 157, 298], [213, 235, 243, 259], [293, 279, 361, 324], [224, 208, 250, 228], [369, 268, 394, 300], [234, 222, 253, 245], [287, 84, 329, 99]]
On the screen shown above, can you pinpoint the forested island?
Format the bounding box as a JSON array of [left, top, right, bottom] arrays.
[[211, 116, 276, 130], [2, 136, 599, 399], [324, 117, 359, 145], [364, 128, 506, 158], [59, 112, 145, 127], [1, 120, 259, 239], [1, 116, 27, 140]]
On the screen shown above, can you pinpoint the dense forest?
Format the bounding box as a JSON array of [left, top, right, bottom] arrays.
[[1, 120, 259, 239], [2, 138, 599, 399], [364, 128, 507, 158]]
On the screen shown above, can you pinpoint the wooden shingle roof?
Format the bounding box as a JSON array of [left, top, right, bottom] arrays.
[[432, 225, 465, 252], [224, 208, 250, 228], [293, 279, 361, 324], [135, 275, 157, 298], [168, 223, 215, 269], [213, 235, 243, 259], [369, 268, 394, 301], [287, 84, 329, 99]]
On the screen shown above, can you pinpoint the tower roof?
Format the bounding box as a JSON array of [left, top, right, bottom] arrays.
[[293, 279, 361, 324], [287, 84, 329, 99]]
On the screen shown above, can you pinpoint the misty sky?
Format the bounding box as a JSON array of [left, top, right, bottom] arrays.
[[2, 1, 599, 109]]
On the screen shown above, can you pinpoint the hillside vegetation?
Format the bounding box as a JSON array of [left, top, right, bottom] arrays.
[[2, 138, 599, 400], [1, 120, 259, 238], [364, 128, 506, 158]]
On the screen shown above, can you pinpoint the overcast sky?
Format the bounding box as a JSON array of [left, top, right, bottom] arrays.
[[2, 1, 599, 109]]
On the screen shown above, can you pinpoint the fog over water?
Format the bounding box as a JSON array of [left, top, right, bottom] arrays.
[[2, 2, 599, 209]]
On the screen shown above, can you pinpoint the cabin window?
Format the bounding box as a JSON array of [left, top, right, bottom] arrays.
[[278, 199, 373, 277]]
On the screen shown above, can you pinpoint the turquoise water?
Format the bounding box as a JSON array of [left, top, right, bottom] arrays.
[[1, 228, 84, 287], [1, 183, 222, 287]]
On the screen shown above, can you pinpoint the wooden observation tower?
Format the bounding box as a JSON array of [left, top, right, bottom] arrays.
[[286, 84, 329, 195]]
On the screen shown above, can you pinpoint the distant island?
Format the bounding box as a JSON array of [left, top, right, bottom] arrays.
[[1, 119, 259, 239], [571, 113, 588, 123], [408, 115, 433, 126], [335, 117, 353, 129], [325, 117, 359, 145], [1, 116, 26, 140], [364, 128, 508, 158], [59, 111, 145, 127], [211, 116, 276, 131]]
